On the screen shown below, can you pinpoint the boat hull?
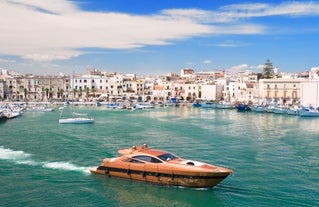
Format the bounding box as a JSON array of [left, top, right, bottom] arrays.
[[91, 166, 229, 188], [91, 157, 231, 188], [59, 118, 94, 124], [299, 111, 319, 117]]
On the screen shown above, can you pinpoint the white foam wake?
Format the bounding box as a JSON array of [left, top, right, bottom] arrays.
[[0, 146, 91, 174], [0, 146, 31, 161], [42, 162, 92, 174]]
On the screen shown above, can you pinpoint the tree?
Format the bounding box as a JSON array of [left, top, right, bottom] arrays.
[[91, 87, 96, 97], [16, 91, 20, 100], [86, 87, 90, 99], [24, 88, 28, 100], [79, 88, 83, 99], [262, 59, 274, 79], [58, 88, 64, 99], [73, 88, 78, 99], [45, 88, 49, 101]]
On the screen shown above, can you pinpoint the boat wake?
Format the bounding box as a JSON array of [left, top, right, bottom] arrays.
[[0, 146, 91, 174], [42, 162, 91, 173]]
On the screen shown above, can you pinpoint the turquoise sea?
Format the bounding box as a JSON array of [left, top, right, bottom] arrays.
[[1, 106, 319, 207]]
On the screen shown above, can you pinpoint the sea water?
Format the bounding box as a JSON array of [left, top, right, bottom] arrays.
[[0, 106, 318, 207]]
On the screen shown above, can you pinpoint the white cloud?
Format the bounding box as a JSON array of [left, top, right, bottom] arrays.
[[203, 60, 212, 64], [249, 64, 265, 72], [186, 62, 193, 66], [0, 0, 215, 62], [1, 0, 319, 62], [219, 2, 319, 19], [0, 58, 16, 63], [230, 64, 248, 72]]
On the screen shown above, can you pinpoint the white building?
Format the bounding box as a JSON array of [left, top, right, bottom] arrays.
[[300, 81, 319, 108], [300, 67, 319, 108], [200, 84, 222, 101]]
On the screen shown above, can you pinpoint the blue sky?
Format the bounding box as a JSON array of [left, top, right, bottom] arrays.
[[1, 0, 319, 76]]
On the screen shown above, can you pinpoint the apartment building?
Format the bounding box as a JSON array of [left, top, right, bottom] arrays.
[[3, 74, 70, 101], [258, 78, 307, 105]]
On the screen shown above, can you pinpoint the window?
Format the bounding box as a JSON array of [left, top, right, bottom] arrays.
[[133, 155, 162, 163], [130, 159, 144, 164], [157, 153, 178, 161]]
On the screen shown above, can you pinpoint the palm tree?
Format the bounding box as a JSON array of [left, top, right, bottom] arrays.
[[91, 87, 97, 97], [24, 88, 28, 100], [45, 88, 49, 100], [58, 88, 64, 100], [73, 88, 78, 100], [16, 91, 20, 101], [86, 87, 90, 99], [79, 88, 83, 99]]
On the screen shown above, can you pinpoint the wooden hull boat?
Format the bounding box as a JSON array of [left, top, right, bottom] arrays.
[[90, 144, 232, 188]]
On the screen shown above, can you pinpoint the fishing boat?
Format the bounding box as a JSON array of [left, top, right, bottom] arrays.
[[90, 144, 232, 188]]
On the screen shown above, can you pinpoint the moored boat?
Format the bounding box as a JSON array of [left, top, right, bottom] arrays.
[[237, 103, 251, 112], [27, 106, 54, 112], [252, 105, 266, 113], [216, 102, 236, 109], [299, 107, 319, 117], [201, 101, 216, 108], [273, 106, 288, 114], [193, 102, 201, 107], [286, 106, 300, 115], [90, 144, 232, 188]]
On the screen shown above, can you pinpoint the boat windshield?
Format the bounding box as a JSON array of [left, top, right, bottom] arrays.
[[157, 153, 179, 161]]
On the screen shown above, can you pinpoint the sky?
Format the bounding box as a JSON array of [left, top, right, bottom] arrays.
[[1, 0, 319, 76]]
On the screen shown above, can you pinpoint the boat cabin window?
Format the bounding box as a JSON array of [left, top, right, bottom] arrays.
[[157, 153, 178, 161], [133, 155, 162, 163], [129, 158, 144, 164]]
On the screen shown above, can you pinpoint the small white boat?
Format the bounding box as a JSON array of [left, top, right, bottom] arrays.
[[2, 109, 21, 119], [216, 102, 236, 109], [273, 106, 288, 114], [131, 104, 144, 111], [59, 116, 94, 124], [252, 105, 266, 113], [59, 110, 94, 124], [286, 106, 300, 115], [27, 106, 54, 112], [201, 102, 217, 108], [0, 104, 23, 119]]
